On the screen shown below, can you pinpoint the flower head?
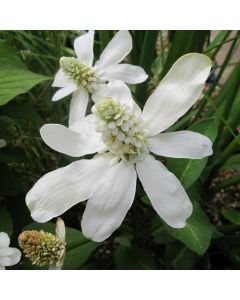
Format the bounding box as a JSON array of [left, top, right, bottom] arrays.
[[52, 30, 148, 126], [18, 218, 66, 269], [0, 232, 21, 270], [26, 53, 213, 242]]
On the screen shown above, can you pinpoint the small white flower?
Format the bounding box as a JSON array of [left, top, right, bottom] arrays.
[[26, 53, 212, 242], [52, 30, 148, 126], [0, 232, 21, 270]]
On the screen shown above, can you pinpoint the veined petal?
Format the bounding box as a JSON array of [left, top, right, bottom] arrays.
[[52, 69, 72, 87], [40, 115, 105, 157], [0, 232, 10, 248], [142, 53, 212, 136], [74, 31, 94, 67], [81, 160, 137, 242], [52, 83, 78, 102], [148, 131, 213, 159], [69, 88, 89, 126], [95, 31, 132, 69], [26, 154, 115, 222], [136, 154, 192, 228], [102, 64, 148, 84]]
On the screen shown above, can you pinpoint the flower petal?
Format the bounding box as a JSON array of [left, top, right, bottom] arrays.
[[102, 64, 148, 84], [0, 232, 10, 248], [142, 53, 212, 136], [8, 248, 21, 266], [136, 154, 193, 228], [74, 31, 94, 67], [52, 69, 71, 87], [26, 154, 115, 222], [40, 115, 105, 157], [56, 218, 66, 244], [52, 83, 78, 102], [69, 88, 89, 126], [81, 160, 137, 242], [92, 80, 140, 113], [95, 31, 132, 69], [0, 264, 5, 270], [148, 130, 213, 159]]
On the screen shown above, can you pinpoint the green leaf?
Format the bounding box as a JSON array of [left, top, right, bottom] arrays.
[[0, 208, 13, 236], [165, 242, 200, 269], [164, 201, 214, 255], [222, 208, 240, 225], [166, 118, 218, 189], [222, 154, 240, 170], [114, 246, 156, 270], [63, 242, 98, 270], [0, 40, 50, 106]]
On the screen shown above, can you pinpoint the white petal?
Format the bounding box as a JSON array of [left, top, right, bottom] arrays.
[[56, 218, 66, 244], [136, 154, 193, 228], [148, 131, 213, 159], [0, 256, 11, 266], [74, 31, 94, 67], [52, 69, 71, 87], [102, 64, 148, 84], [69, 88, 89, 126], [0, 264, 5, 270], [92, 80, 138, 111], [26, 154, 115, 222], [95, 31, 132, 69], [0, 248, 14, 256], [81, 160, 137, 242], [8, 248, 21, 266], [40, 115, 105, 157], [142, 53, 212, 136], [0, 232, 10, 248], [52, 83, 78, 101]]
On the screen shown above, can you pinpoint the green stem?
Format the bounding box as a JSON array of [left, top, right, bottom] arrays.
[[203, 33, 240, 53]]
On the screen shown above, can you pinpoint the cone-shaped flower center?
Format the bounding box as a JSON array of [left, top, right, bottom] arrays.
[[60, 57, 98, 92], [18, 230, 65, 267], [94, 98, 148, 162]]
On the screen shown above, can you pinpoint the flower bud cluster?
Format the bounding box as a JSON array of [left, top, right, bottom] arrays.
[[18, 230, 65, 268], [60, 56, 97, 92], [94, 98, 148, 162]]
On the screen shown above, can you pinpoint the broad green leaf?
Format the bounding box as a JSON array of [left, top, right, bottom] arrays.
[[164, 201, 214, 255], [222, 208, 240, 225], [0, 208, 13, 236], [165, 242, 200, 269], [114, 246, 156, 270], [166, 118, 218, 189], [0, 69, 50, 106], [0, 40, 50, 105], [63, 242, 98, 270]]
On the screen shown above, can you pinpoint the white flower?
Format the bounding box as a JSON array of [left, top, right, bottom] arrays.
[[18, 218, 66, 270], [0, 232, 21, 270], [52, 30, 148, 126], [26, 53, 212, 242]]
